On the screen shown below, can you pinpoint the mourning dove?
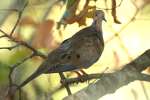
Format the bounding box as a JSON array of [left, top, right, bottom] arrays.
[[10, 10, 106, 92]]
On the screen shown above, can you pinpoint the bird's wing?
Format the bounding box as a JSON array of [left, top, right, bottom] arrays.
[[36, 26, 103, 73], [34, 38, 73, 73], [46, 27, 103, 72]]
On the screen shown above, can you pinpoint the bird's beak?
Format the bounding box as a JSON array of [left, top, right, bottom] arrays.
[[103, 17, 107, 22]]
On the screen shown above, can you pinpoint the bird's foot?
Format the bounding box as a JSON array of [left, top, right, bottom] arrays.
[[74, 70, 90, 83], [74, 69, 88, 77], [73, 71, 84, 82], [80, 69, 88, 76], [80, 70, 91, 83]]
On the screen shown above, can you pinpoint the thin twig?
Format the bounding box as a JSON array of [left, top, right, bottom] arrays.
[[140, 82, 149, 100], [105, 4, 140, 43], [62, 73, 105, 85], [0, 35, 7, 38], [8, 53, 35, 86], [96, 0, 123, 10], [19, 89, 22, 100], [0, 9, 18, 12], [11, 53, 35, 68], [0, 44, 20, 50], [10, 2, 28, 36], [0, 28, 46, 59], [59, 72, 72, 95]]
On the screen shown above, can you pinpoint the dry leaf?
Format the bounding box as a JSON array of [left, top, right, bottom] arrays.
[[111, 0, 121, 24], [58, 0, 96, 27], [32, 20, 56, 49]]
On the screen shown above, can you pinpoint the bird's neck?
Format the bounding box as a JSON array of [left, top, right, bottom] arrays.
[[91, 19, 104, 45], [92, 19, 103, 32]]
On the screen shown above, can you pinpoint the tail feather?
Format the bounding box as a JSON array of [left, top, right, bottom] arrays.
[[17, 67, 44, 89], [18, 59, 53, 89], [6, 70, 41, 99]]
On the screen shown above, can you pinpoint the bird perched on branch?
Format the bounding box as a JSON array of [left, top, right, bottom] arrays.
[[8, 10, 106, 95]]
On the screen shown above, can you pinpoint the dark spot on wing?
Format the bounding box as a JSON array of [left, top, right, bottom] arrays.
[[76, 54, 80, 59], [67, 55, 71, 59]]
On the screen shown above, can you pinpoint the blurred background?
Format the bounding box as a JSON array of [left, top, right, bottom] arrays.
[[0, 0, 150, 100]]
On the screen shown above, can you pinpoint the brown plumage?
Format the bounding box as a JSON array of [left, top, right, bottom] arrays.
[[12, 10, 106, 92]]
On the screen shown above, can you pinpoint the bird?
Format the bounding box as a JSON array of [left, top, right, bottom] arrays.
[[8, 10, 106, 95]]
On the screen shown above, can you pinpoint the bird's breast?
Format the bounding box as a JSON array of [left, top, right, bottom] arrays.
[[76, 38, 104, 68]]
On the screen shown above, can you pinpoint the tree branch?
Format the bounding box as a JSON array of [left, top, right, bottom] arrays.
[[63, 49, 150, 100], [0, 28, 46, 59]]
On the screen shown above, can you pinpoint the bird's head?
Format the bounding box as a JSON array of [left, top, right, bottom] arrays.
[[92, 10, 106, 32], [94, 10, 106, 22]]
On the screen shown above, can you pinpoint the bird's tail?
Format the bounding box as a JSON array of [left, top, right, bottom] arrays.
[[18, 59, 51, 89], [6, 61, 49, 99], [19, 71, 41, 89], [6, 69, 43, 99]]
